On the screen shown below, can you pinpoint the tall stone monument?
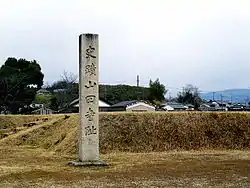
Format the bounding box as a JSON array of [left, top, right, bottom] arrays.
[[69, 33, 107, 166]]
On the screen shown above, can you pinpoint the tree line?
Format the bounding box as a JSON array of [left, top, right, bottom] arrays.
[[0, 57, 202, 114]]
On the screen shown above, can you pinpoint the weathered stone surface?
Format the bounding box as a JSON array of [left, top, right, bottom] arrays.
[[68, 33, 107, 167], [79, 33, 99, 162]]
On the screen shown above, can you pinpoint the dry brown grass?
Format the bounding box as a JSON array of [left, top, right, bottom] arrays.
[[0, 146, 249, 187], [0, 114, 58, 139], [0, 113, 250, 187], [100, 111, 250, 152], [0, 112, 250, 155]]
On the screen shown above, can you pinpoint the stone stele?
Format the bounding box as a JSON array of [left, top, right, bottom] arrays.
[[68, 33, 108, 167]]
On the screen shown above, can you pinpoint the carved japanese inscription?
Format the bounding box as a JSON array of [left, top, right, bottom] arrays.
[[78, 33, 99, 162], [85, 124, 97, 136], [85, 62, 97, 76], [85, 81, 97, 89], [85, 107, 96, 122], [86, 45, 96, 59], [85, 95, 96, 104]]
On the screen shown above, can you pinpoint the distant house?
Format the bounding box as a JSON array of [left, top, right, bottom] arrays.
[[228, 103, 246, 111], [198, 101, 228, 111], [198, 103, 211, 111], [31, 107, 54, 115], [37, 89, 50, 95], [186, 104, 195, 111], [71, 98, 110, 108], [53, 89, 66, 93], [244, 105, 250, 111], [29, 103, 44, 109], [162, 105, 174, 111], [109, 100, 155, 112], [59, 98, 111, 113], [160, 102, 188, 111]]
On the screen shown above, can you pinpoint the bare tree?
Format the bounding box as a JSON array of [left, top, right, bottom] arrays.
[[177, 84, 202, 109], [61, 70, 78, 84], [50, 71, 79, 109]]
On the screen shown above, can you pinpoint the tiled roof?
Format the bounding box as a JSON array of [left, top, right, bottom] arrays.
[[111, 100, 138, 107], [162, 102, 187, 109]]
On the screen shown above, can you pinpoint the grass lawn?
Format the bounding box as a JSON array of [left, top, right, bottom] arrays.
[[0, 146, 249, 187]]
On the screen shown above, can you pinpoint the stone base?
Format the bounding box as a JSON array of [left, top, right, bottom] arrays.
[[68, 160, 108, 167]]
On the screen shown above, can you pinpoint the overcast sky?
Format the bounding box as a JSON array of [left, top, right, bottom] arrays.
[[1, 0, 250, 96]]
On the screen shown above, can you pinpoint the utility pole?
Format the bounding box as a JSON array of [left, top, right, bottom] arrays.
[[220, 94, 223, 104], [182, 87, 184, 104], [136, 75, 139, 87], [136, 75, 141, 100], [246, 96, 249, 106]]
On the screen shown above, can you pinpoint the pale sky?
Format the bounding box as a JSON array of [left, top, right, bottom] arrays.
[[1, 0, 250, 96]]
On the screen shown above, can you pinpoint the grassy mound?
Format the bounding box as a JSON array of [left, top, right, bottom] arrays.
[[0, 115, 52, 139], [0, 112, 250, 154]]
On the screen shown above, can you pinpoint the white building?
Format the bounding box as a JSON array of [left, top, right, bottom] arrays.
[[31, 107, 54, 115], [110, 100, 155, 112]]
